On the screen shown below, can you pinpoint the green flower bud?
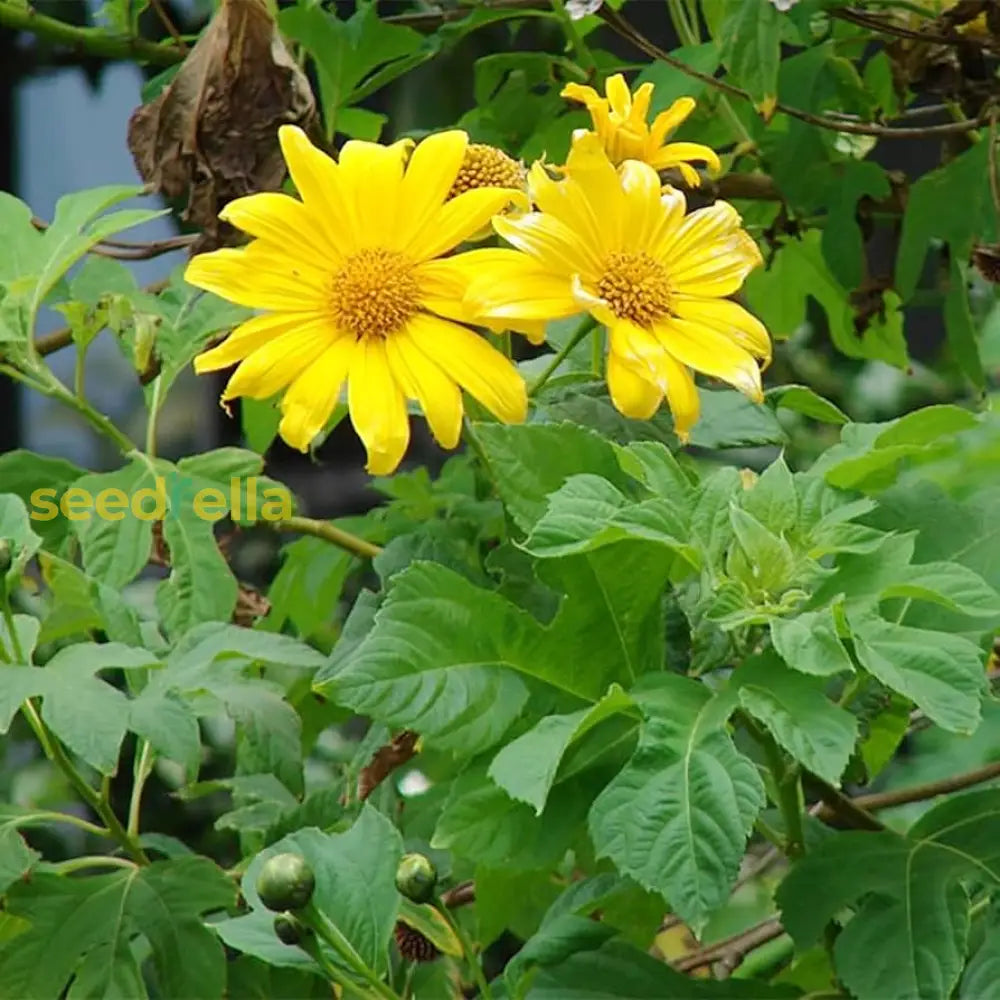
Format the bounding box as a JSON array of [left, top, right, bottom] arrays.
[[395, 853, 437, 904], [0, 540, 11, 575], [256, 853, 315, 912], [273, 913, 308, 946]]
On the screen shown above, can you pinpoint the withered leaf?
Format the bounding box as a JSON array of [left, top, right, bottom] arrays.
[[127, 0, 317, 252]]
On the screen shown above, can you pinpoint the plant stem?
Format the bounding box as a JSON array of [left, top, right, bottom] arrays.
[[12, 810, 108, 838], [590, 322, 603, 376], [435, 893, 493, 1000], [302, 903, 402, 1000], [48, 855, 137, 874], [275, 516, 382, 559], [0, 0, 184, 65], [528, 315, 596, 397], [743, 714, 805, 858], [550, 0, 596, 73], [128, 740, 154, 837]]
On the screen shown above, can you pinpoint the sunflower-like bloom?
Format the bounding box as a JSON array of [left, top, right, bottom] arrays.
[[462, 135, 771, 442], [185, 126, 529, 475], [561, 73, 721, 186]]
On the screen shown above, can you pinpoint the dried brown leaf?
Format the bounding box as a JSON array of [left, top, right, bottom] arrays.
[[127, 0, 316, 252]]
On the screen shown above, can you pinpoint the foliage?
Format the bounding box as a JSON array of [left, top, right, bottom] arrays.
[[1, 0, 1000, 997]]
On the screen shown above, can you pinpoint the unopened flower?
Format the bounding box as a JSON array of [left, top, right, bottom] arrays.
[[185, 127, 528, 475], [463, 136, 771, 441], [561, 73, 720, 186]]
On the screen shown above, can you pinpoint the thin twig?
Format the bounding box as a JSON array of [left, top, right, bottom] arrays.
[[830, 6, 996, 48], [848, 759, 1000, 814], [806, 774, 886, 831], [600, 7, 987, 139], [673, 916, 785, 974], [441, 881, 476, 909], [149, 0, 187, 53]]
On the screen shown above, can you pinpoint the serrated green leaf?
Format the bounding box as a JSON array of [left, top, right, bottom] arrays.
[[0, 453, 86, 551], [740, 455, 798, 535], [944, 257, 986, 389], [770, 605, 855, 677], [128, 691, 201, 778], [0, 827, 40, 895], [0, 857, 235, 1000], [850, 613, 985, 734], [735, 653, 857, 784], [589, 675, 762, 931], [766, 384, 849, 425], [720, 0, 781, 108], [488, 684, 635, 814]]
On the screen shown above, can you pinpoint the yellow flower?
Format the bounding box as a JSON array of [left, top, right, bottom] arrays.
[[561, 73, 721, 186], [185, 126, 528, 475], [462, 135, 771, 443]]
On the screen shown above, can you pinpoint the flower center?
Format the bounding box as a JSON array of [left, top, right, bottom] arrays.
[[330, 248, 419, 339], [597, 252, 673, 327], [448, 144, 526, 199]]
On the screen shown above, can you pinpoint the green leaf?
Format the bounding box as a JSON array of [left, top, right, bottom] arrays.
[[770, 606, 855, 677], [0, 827, 39, 894], [880, 561, 1000, 619], [719, 0, 781, 109], [0, 452, 85, 551], [488, 684, 635, 814], [522, 473, 699, 570], [822, 160, 891, 289], [0, 493, 42, 581], [279, 1, 425, 134], [155, 476, 239, 638], [474, 421, 627, 532], [859, 692, 911, 781], [728, 507, 796, 595], [128, 691, 201, 778], [241, 397, 282, 454], [896, 140, 991, 301], [588, 675, 762, 932], [433, 768, 590, 872], [524, 939, 796, 998], [740, 455, 798, 535], [777, 789, 1000, 1000], [636, 43, 721, 106], [944, 258, 986, 389], [961, 921, 1000, 999], [814, 405, 980, 492], [0, 857, 235, 999], [70, 459, 162, 589], [745, 230, 907, 368], [850, 613, 985, 734], [765, 385, 849, 425], [734, 653, 857, 784]]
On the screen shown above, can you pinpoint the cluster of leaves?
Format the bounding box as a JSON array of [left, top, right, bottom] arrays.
[[1, 0, 1000, 998]]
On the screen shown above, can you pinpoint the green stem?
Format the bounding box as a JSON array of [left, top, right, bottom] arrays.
[[275, 516, 382, 560], [301, 903, 401, 1000], [550, 0, 596, 73], [11, 810, 108, 838], [743, 714, 805, 858], [48, 855, 137, 874], [528, 315, 597, 397], [0, 1, 183, 65], [145, 379, 163, 458], [128, 740, 154, 837], [74, 347, 87, 402], [590, 323, 603, 377], [436, 894, 493, 1000]]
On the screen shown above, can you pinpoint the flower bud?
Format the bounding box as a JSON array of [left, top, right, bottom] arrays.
[[395, 853, 437, 904], [273, 912, 308, 946], [256, 852, 315, 912]]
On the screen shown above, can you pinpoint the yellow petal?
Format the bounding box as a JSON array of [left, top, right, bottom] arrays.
[[417, 251, 517, 324], [673, 297, 771, 361], [654, 316, 763, 401], [194, 312, 318, 373], [619, 160, 670, 251], [185, 247, 328, 312], [278, 337, 354, 451], [222, 319, 337, 402], [278, 125, 360, 254], [630, 82, 654, 126], [414, 187, 521, 261], [219, 192, 336, 262], [605, 74, 632, 118], [650, 141, 722, 176], [493, 212, 602, 277], [659, 353, 700, 444], [659, 200, 745, 266], [386, 328, 463, 449], [562, 133, 624, 245], [561, 82, 602, 108], [607, 349, 662, 420], [398, 130, 468, 255], [408, 313, 526, 424], [648, 97, 696, 146], [527, 160, 608, 260], [669, 250, 761, 298], [339, 139, 412, 251], [348, 337, 410, 475]]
